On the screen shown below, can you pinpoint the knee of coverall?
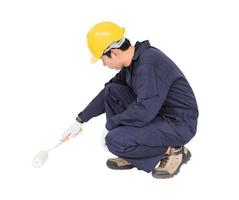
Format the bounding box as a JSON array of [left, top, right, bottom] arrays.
[[105, 127, 137, 153], [104, 83, 136, 105], [104, 83, 122, 99]]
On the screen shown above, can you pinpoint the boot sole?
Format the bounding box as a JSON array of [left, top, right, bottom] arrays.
[[152, 150, 192, 179]]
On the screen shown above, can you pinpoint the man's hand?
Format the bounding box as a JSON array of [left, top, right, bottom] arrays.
[[61, 121, 83, 142]]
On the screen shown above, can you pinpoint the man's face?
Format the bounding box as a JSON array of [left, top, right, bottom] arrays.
[[101, 49, 122, 70]]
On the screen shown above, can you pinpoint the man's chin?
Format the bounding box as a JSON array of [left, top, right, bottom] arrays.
[[108, 66, 122, 70]]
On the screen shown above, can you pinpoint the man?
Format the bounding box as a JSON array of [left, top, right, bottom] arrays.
[[61, 21, 199, 179]]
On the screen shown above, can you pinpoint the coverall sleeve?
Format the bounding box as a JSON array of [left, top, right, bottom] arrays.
[[78, 69, 126, 122], [77, 89, 105, 122], [106, 64, 171, 130]]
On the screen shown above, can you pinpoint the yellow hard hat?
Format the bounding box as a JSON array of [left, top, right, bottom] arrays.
[[87, 21, 125, 63]]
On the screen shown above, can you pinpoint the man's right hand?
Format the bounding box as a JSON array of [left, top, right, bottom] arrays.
[[60, 121, 83, 142]]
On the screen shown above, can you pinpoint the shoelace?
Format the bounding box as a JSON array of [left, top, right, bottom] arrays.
[[159, 155, 170, 168]]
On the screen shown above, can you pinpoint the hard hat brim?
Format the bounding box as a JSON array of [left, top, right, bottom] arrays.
[[90, 56, 99, 64]]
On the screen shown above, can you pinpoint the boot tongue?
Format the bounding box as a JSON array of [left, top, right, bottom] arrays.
[[171, 146, 183, 155], [165, 147, 171, 154]]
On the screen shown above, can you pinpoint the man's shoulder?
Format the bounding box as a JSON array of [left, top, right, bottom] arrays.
[[138, 47, 163, 63], [135, 46, 184, 81]]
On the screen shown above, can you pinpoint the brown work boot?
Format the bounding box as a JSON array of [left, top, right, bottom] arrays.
[[152, 146, 191, 179], [106, 157, 135, 170]]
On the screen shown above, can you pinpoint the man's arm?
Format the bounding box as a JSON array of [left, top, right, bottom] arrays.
[[77, 89, 105, 122], [78, 69, 126, 122]]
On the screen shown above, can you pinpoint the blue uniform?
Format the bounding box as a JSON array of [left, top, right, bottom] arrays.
[[78, 41, 198, 172]]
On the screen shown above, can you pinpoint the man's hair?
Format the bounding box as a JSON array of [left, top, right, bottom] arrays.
[[103, 38, 131, 58]]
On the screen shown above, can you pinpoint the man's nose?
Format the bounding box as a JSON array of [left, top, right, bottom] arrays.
[[102, 60, 106, 66]]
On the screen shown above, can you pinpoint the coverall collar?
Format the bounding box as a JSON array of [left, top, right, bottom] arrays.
[[132, 40, 151, 61]]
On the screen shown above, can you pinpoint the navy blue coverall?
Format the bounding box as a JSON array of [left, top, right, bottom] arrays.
[[78, 41, 198, 172]]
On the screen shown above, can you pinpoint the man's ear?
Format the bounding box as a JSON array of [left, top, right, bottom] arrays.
[[111, 49, 120, 57]]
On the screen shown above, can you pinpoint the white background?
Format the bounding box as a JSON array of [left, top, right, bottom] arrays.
[[0, 0, 239, 199]]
